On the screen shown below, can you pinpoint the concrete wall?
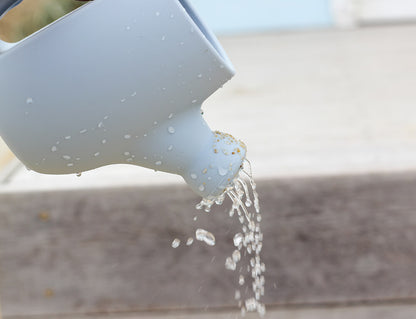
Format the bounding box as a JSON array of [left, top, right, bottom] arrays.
[[189, 0, 333, 34]]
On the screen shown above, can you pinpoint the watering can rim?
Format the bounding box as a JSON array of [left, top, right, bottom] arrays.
[[0, 0, 235, 75]]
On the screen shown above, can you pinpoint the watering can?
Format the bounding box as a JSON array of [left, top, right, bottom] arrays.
[[0, 0, 246, 198]]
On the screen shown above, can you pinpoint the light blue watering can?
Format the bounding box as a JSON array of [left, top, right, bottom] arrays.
[[0, 0, 246, 198]]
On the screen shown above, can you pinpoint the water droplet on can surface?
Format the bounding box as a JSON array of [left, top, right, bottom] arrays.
[[62, 155, 71, 160], [155, 11, 160, 16], [186, 238, 194, 246], [51, 146, 57, 152], [168, 113, 174, 119], [168, 126, 175, 134], [190, 173, 197, 180], [124, 152, 130, 156], [67, 163, 74, 167], [195, 229, 215, 246], [168, 145, 174, 151], [197, 74, 202, 79], [124, 134, 131, 139], [218, 167, 228, 176], [26, 97, 33, 104], [198, 185, 205, 192], [120, 98, 126, 103], [102, 139, 107, 144], [155, 161, 162, 166], [80, 129, 87, 134], [171, 238, 180, 248], [94, 152, 100, 157], [65, 136, 71, 140]]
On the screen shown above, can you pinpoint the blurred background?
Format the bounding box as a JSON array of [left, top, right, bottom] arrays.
[[1, 0, 416, 318]]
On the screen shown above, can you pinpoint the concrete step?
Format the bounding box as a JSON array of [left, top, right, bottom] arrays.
[[1, 172, 416, 317]]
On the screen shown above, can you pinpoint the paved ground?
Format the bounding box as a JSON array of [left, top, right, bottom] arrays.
[[1, 25, 416, 319], [1, 24, 416, 192]]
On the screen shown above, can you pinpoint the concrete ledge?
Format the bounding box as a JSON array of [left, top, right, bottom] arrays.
[[1, 172, 416, 317]]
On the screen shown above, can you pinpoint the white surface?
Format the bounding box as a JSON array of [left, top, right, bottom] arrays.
[[331, 0, 416, 27], [2, 25, 416, 193]]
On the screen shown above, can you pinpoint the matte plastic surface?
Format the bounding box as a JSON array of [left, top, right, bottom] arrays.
[[0, 0, 244, 197]]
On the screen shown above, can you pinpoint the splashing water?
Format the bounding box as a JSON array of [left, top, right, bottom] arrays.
[[195, 159, 266, 317]]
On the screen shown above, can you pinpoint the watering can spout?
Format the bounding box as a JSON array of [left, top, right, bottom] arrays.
[[0, 0, 245, 198], [131, 106, 246, 198]]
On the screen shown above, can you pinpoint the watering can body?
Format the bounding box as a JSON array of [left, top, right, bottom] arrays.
[[0, 0, 246, 197]]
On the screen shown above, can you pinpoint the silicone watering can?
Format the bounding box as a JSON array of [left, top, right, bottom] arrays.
[[0, 0, 246, 198]]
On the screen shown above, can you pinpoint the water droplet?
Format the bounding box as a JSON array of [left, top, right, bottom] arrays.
[[154, 121, 158, 125], [98, 122, 104, 128], [104, 115, 109, 120], [94, 152, 100, 157], [124, 134, 131, 139], [198, 185, 205, 192], [124, 152, 130, 156], [239, 275, 245, 286], [197, 74, 202, 79], [131, 92, 137, 97], [168, 113, 174, 119], [193, 216, 198, 221], [195, 228, 215, 246], [26, 97, 33, 104], [62, 155, 71, 160], [192, 99, 198, 104], [186, 238, 194, 246], [67, 163, 74, 167], [155, 11, 160, 16], [218, 167, 228, 176], [233, 233, 243, 247], [161, 35, 166, 41], [102, 139, 107, 144], [121, 98, 126, 103], [202, 168, 208, 174], [235, 290, 241, 300], [171, 238, 180, 248], [225, 257, 236, 271], [232, 250, 241, 263], [125, 26, 131, 31], [168, 126, 175, 134], [80, 129, 87, 134], [155, 161, 162, 166], [220, 64, 225, 69], [51, 146, 57, 152], [65, 136, 71, 140], [190, 173, 197, 179], [170, 13, 174, 18], [168, 145, 174, 151]]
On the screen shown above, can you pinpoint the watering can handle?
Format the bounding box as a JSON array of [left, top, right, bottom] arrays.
[[0, 0, 22, 53], [0, 0, 22, 19], [0, 0, 90, 53]]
